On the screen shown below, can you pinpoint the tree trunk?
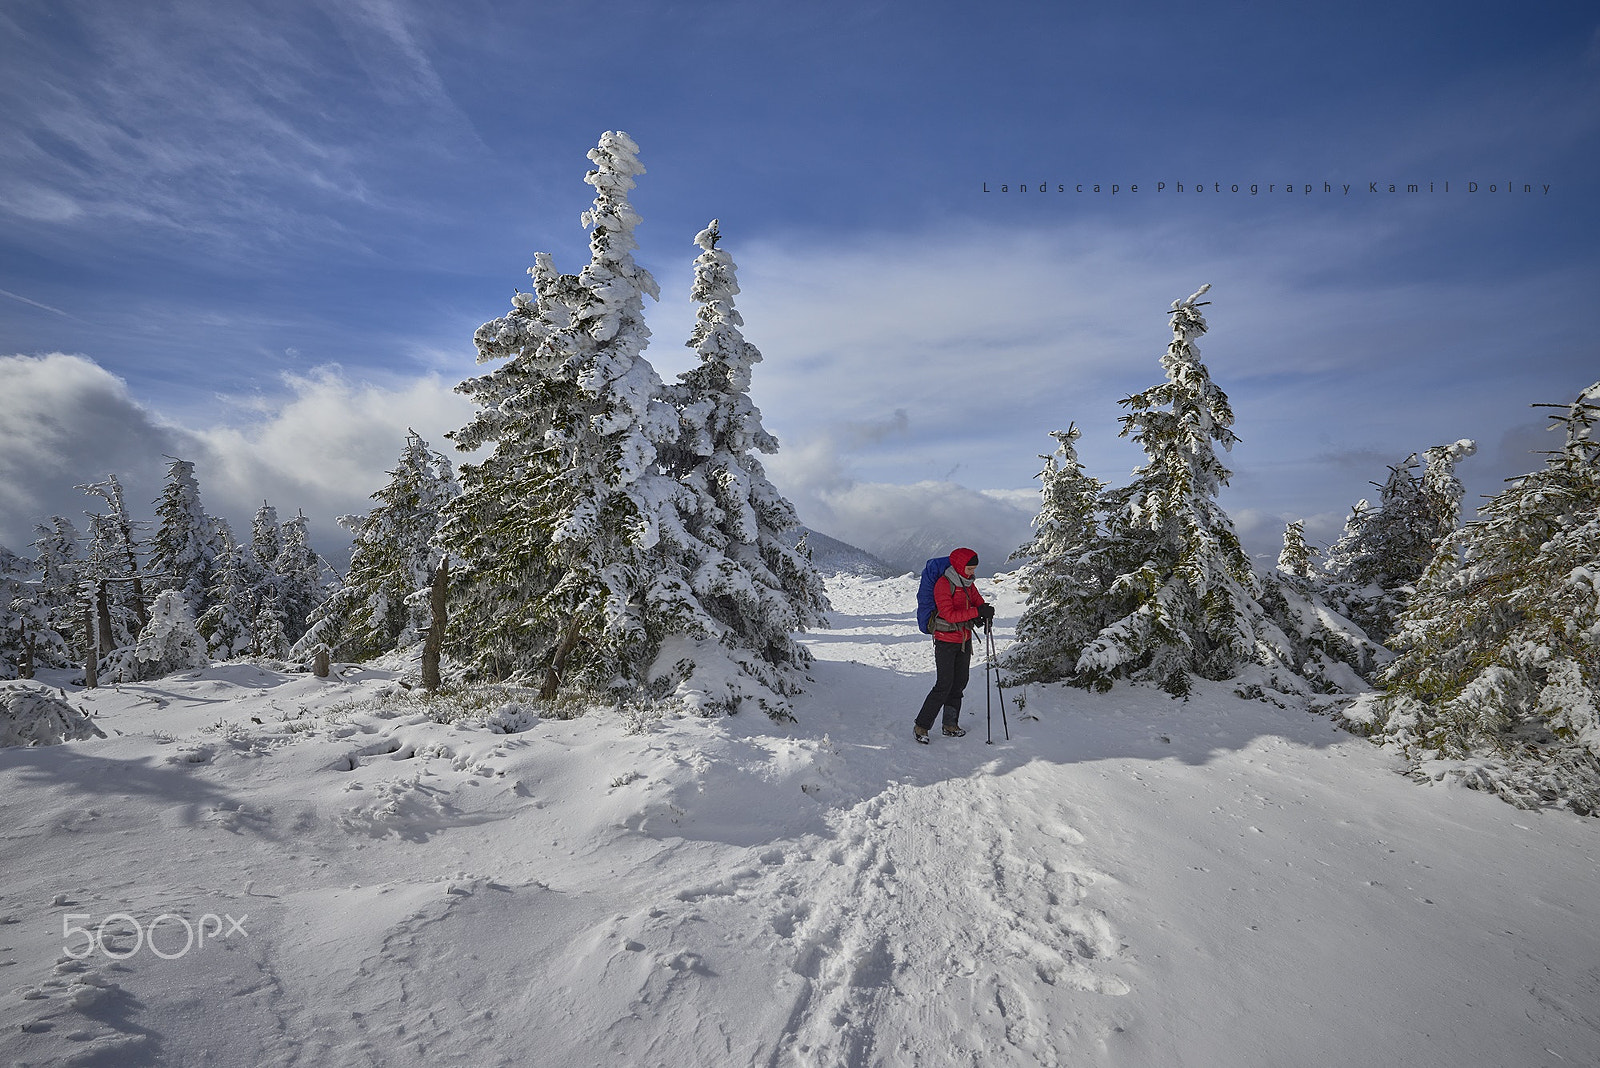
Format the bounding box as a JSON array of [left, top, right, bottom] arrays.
[[20, 631, 35, 679], [115, 510, 149, 630], [421, 556, 449, 692], [541, 613, 584, 700], [96, 581, 115, 659], [83, 603, 98, 689], [313, 646, 330, 678]]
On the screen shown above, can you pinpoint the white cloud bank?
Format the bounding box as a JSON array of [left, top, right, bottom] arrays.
[[0, 353, 472, 561]]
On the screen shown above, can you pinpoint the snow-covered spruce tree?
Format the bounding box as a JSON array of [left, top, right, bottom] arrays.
[[108, 589, 209, 682], [1, 546, 33, 679], [645, 219, 829, 716], [198, 529, 263, 659], [1358, 382, 1600, 812], [1277, 520, 1314, 580], [1322, 441, 1476, 643], [1256, 521, 1386, 692], [149, 459, 222, 619], [78, 474, 149, 638], [440, 131, 681, 698], [27, 518, 82, 671], [299, 431, 459, 663], [2, 544, 71, 680], [1073, 285, 1298, 696], [275, 512, 325, 645], [1006, 424, 1112, 683]]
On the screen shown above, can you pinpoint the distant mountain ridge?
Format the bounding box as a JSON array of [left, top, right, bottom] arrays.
[[862, 530, 1026, 578], [793, 528, 899, 578]]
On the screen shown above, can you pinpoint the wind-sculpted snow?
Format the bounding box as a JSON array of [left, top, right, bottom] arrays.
[[1, 577, 1598, 1067]]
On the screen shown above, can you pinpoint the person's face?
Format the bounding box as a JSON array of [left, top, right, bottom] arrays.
[[962, 561, 977, 579]]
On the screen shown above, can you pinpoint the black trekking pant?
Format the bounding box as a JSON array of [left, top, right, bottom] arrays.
[[916, 638, 972, 731]]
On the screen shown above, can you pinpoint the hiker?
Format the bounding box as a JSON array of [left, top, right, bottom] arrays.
[[914, 547, 995, 743]]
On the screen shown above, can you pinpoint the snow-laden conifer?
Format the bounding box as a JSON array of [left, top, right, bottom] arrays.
[[645, 219, 829, 716], [1323, 441, 1476, 642], [1007, 424, 1112, 683], [275, 512, 325, 645], [300, 431, 459, 662], [440, 131, 680, 696], [1257, 520, 1386, 692], [149, 459, 222, 619], [26, 518, 82, 671], [0, 547, 32, 679], [1277, 520, 1315, 581], [1358, 382, 1600, 812], [251, 502, 282, 573], [1073, 286, 1280, 694], [109, 589, 209, 682], [78, 474, 148, 639], [2, 543, 71, 680], [199, 529, 263, 659]]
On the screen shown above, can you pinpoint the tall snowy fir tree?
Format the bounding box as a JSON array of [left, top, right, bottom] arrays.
[[275, 512, 325, 645], [1322, 441, 1476, 643], [251, 503, 282, 576], [299, 431, 459, 663], [646, 219, 829, 716], [26, 518, 82, 671], [1257, 520, 1386, 692], [198, 528, 264, 659], [1072, 286, 1296, 695], [440, 130, 681, 697], [1360, 382, 1600, 812], [149, 459, 222, 619], [1277, 520, 1315, 581], [1006, 424, 1112, 683], [0, 546, 33, 678], [78, 474, 149, 641], [2, 543, 71, 679]]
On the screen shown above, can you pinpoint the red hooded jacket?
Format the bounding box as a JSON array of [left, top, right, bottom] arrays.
[[930, 547, 986, 644]]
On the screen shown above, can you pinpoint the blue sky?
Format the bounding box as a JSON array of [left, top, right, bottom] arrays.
[[2, 0, 1597, 567]]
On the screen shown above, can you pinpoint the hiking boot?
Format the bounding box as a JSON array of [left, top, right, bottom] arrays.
[[942, 724, 967, 738], [913, 726, 930, 745]]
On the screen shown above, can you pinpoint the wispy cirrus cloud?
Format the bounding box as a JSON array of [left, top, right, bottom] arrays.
[[0, 0, 483, 258]]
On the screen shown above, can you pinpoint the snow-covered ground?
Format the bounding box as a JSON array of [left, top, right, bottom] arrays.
[[3, 573, 1597, 1068]]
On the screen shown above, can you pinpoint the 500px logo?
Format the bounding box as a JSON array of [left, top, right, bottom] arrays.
[[61, 912, 248, 961]]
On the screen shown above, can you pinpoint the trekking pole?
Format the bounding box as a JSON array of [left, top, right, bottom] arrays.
[[984, 629, 994, 745], [987, 624, 1010, 742]]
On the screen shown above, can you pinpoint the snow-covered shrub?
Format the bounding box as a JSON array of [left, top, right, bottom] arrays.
[[0, 683, 105, 746], [1355, 381, 1600, 813]]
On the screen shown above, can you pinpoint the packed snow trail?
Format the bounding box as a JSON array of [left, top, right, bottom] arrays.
[[1, 573, 1598, 1067]]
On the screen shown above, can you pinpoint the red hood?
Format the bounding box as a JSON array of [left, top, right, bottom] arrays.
[[949, 548, 977, 574]]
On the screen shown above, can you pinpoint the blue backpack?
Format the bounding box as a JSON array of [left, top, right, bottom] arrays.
[[916, 556, 950, 634]]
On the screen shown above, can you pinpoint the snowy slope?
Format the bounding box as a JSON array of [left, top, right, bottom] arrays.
[[2, 574, 1597, 1067], [795, 527, 898, 579]]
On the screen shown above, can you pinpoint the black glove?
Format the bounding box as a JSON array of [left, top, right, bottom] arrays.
[[977, 604, 996, 626]]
